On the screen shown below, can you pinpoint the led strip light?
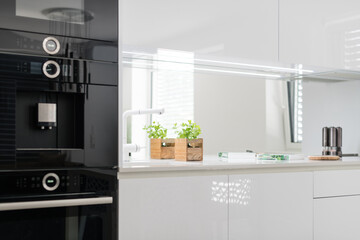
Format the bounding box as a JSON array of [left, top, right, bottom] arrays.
[[122, 51, 314, 74]]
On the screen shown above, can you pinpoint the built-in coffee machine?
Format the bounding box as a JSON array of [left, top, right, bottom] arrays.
[[0, 37, 118, 169], [0, 30, 118, 169], [0, 0, 118, 239]]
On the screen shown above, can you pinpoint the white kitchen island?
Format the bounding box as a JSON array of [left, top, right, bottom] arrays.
[[118, 157, 360, 240]]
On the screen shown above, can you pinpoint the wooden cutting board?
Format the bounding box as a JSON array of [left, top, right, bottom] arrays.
[[308, 155, 340, 161]]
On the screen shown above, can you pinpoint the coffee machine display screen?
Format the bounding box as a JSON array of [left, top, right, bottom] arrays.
[[30, 62, 42, 75]]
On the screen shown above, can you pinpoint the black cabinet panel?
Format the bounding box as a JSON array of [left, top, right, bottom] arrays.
[[84, 85, 118, 167], [0, 0, 118, 42]]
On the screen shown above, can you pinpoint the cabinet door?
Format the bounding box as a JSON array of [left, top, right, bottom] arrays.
[[119, 175, 228, 240], [229, 172, 313, 240], [280, 0, 360, 69], [314, 170, 360, 198], [122, 0, 278, 61], [315, 196, 360, 240]]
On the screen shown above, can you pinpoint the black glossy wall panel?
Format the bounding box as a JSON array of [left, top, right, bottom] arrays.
[[84, 85, 118, 167], [0, 79, 16, 161], [0, 0, 118, 42]]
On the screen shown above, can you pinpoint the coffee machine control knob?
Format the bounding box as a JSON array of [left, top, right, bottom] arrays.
[[42, 173, 60, 191], [43, 37, 60, 55], [43, 60, 60, 79]]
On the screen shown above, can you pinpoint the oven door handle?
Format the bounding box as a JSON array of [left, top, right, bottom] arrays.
[[0, 196, 113, 212]]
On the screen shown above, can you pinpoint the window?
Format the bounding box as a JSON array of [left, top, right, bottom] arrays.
[[344, 29, 360, 69], [151, 49, 194, 137], [126, 49, 194, 160], [288, 79, 303, 143]]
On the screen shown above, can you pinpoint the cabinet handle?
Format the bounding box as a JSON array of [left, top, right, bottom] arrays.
[[0, 196, 113, 211]]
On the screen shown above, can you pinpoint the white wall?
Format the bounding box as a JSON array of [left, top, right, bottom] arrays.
[[194, 74, 293, 155], [124, 67, 292, 157], [265, 80, 289, 152], [194, 73, 266, 154], [124, 66, 360, 157], [302, 80, 360, 155]]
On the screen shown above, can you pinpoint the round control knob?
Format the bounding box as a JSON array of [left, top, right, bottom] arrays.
[[43, 37, 60, 55], [42, 60, 60, 79], [42, 173, 60, 191]]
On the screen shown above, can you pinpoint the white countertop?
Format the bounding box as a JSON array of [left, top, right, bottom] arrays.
[[119, 155, 360, 173]]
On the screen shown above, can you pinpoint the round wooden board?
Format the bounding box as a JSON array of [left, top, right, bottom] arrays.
[[308, 155, 340, 160]]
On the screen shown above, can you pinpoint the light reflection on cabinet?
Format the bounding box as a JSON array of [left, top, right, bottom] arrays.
[[280, 0, 360, 70], [229, 172, 313, 240]]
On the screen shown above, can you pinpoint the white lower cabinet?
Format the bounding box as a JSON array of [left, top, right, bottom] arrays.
[[314, 170, 360, 198], [229, 172, 313, 240], [118, 175, 228, 240], [314, 170, 360, 240], [314, 196, 360, 240]]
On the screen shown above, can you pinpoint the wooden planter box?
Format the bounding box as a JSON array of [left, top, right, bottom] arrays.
[[175, 138, 203, 161], [150, 138, 175, 159]]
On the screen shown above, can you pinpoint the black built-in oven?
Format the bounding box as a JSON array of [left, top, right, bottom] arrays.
[[0, 0, 118, 41], [0, 169, 117, 240]]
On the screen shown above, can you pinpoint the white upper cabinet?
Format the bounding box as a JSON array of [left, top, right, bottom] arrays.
[[122, 0, 278, 61], [279, 0, 360, 70], [229, 172, 313, 240], [122, 0, 360, 69]]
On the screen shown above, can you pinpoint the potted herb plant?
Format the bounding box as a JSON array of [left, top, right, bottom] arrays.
[[143, 122, 175, 159], [173, 120, 203, 161]]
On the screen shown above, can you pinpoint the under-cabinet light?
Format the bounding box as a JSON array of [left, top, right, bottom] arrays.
[[193, 59, 313, 73], [123, 51, 314, 74], [194, 67, 281, 78], [123, 51, 155, 57], [123, 60, 152, 66], [123, 61, 281, 78]]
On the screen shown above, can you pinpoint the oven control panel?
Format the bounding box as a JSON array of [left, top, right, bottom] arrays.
[[15, 172, 84, 192], [0, 170, 114, 196], [42, 173, 60, 191]]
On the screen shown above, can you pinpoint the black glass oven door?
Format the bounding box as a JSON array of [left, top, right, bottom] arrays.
[[0, 0, 117, 41], [0, 196, 116, 240]]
